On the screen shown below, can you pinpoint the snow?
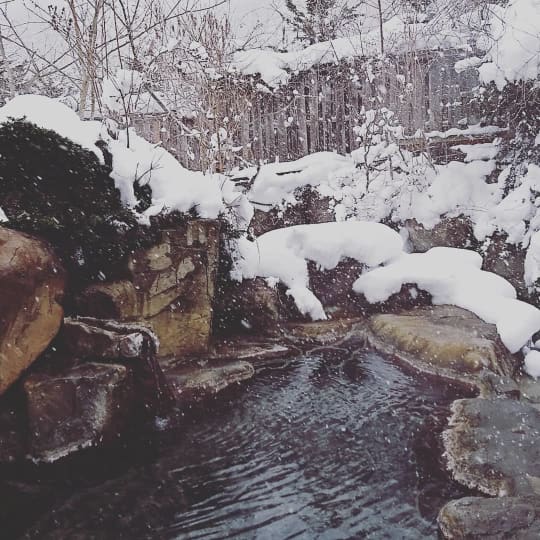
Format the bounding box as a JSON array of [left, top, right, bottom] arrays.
[[231, 14, 477, 87], [246, 152, 354, 208], [422, 124, 504, 140], [0, 95, 250, 225], [524, 349, 540, 378], [353, 247, 540, 353], [0, 94, 104, 160], [525, 231, 540, 288], [454, 143, 499, 162], [477, 0, 540, 88], [232, 221, 404, 320], [454, 56, 482, 73], [0, 207, 7, 223]]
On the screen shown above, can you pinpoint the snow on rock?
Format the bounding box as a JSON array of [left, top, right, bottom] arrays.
[[232, 221, 404, 320], [353, 247, 540, 353], [524, 349, 540, 378], [454, 142, 499, 162], [0, 207, 7, 223], [0, 95, 246, 223], [525, 231, 540, 287]]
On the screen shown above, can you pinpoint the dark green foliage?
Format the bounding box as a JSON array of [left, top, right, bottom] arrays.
[[283, 0, 362, 44], [0, 119, 159, 285], [477, 81, 540, 193]]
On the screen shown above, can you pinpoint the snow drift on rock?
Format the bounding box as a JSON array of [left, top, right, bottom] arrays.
[[232, 221, 404, 320], [353, 247, 540, 353]]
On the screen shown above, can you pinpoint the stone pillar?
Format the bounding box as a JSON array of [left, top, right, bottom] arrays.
[[77, 220, 221, 360]]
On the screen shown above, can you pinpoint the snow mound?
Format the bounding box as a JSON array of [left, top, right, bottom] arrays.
[[0, 94, 104, 159], [245, 152, 355, 209], [0, 95, 247, 223], [353, 247, 540, 353], [232, 221, 404, 320], [524, 349, 540, 378]]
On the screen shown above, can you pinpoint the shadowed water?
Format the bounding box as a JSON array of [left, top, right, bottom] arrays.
[[4, 345, 468, 539]]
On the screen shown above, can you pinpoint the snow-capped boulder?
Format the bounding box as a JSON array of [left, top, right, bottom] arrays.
[[0, 227, 64, 395], [367, 306, 516, 387]]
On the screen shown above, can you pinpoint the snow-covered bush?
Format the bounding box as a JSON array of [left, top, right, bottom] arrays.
[[0, 119, 157, 284]]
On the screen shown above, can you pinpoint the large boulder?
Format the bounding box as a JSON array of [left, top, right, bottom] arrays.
[[24, 362, 134, 462], [438, 496, 540, 539], [367, 305, 516, 387], [443, 397, 540, 497], [0, 227, 64, 395]]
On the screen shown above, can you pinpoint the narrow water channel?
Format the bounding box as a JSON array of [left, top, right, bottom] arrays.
[[4, 343, 469, 539]]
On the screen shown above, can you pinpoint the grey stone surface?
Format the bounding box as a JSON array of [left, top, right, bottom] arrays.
[[443, 397, 540, 497], [439, 496, 540, 539]]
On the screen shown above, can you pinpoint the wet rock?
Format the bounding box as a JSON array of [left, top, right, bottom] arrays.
[[367, 306, 516, 387], [0, 227, 65, 395], [59, 318, 173, 413], [77, 221, 220, 358], [210, 338, 296, 365], [482, 234, 534, 304], [403, 217, 475, 253], [443, 398, 540, 497], [213, 277, 286, 334], [24, 362, 135, 462], [308, 258, 364, 316], [283, 318, 367, 347], [167, 361, 255, 403], [438, 496, 540, 539]]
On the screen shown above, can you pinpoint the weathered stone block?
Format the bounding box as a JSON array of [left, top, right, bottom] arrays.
[[0, 227, 65, 395], [76, 220, 220, 359], [24, 362, 134, 462]]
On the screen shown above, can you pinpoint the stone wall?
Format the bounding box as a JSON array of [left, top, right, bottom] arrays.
[[77, 220, 220, 359]]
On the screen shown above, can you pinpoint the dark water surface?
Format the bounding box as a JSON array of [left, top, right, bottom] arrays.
[[3, 345, 469, 539]]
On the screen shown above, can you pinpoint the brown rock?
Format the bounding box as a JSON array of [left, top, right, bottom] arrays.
[[308, 258, 364, 316], [24, 362, 134, 462], [76, 220, 221, 359], [367, 305, 516, 387], [251, 187, 334, 237], [0, 227, 64, 395], [214, 277, 287, 334], [482, 234, 534, 303], [76, 280, 137, 320], [403, 217, 475, 253]]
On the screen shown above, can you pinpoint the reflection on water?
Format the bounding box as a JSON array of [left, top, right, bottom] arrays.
[[4, 344, 468, 539]]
